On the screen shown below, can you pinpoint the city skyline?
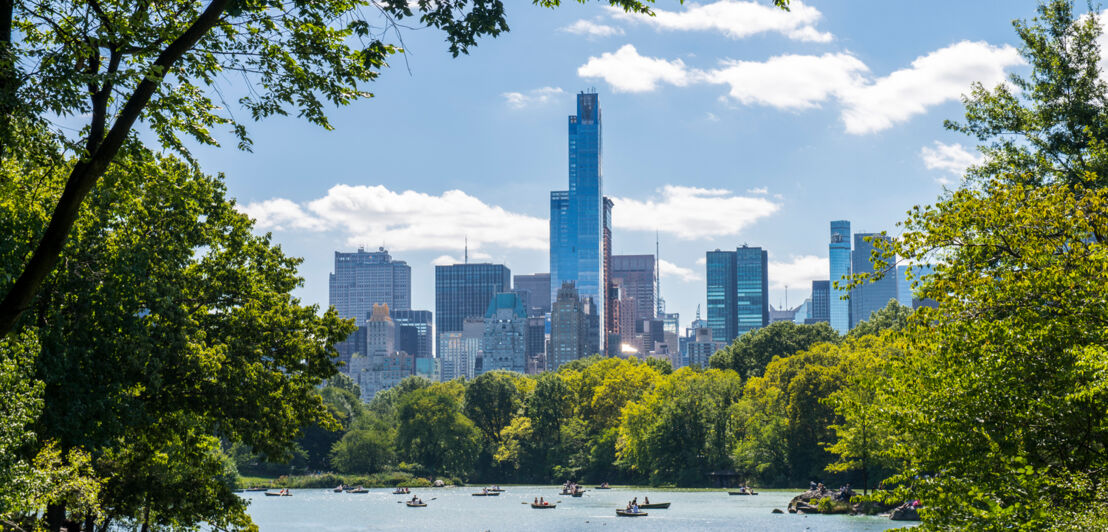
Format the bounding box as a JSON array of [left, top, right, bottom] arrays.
[[231, 1, 1047, 334]]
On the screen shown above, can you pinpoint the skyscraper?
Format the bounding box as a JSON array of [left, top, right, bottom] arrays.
[[705, 246, 769, 344], [706, 249, 737, 344], [481, 292, 529, 374], [851, 233, 898, 327], [550, 91, 605, 354], [328, 247, 411, 321], [808, 280, 831, 324], [828, 221, 852, 334], [603, 196, 617, 353], [391, 309, 433, 359], [550, 281, 588, 370], [435, 263, 511, 362], [513, 273, 551, 315], [612, 254, 655, 331], [735, 245, 769, 335], [896, 265, 913, 308]]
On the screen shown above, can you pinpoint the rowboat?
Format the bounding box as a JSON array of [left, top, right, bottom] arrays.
[[264, 492, 291, 497], [728, 491, 758, 495], [488, 488, 506, 492], [406, 501, 427, 507], [472, 492, 500, 496], [348, 488, 369, 494], [392, 489, 410, 495], [616, 509, 648, 517], [571, 491, 585, 497], [531, 503, 556, 509], [640, 502, 671, 509]]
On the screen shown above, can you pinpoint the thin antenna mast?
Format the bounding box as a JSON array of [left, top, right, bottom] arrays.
[[464, 236, 468, 265]]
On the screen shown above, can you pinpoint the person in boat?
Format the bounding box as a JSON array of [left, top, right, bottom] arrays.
[[534, 497, 539, 504], [540, 496, 546, 505], [631, 503, 640, 513], [482, 487, 488, 495], [644, 496, 650, 504], [280, 488, 289, 496]]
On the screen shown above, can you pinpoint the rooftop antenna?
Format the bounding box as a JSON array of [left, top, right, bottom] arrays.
[[464, 236, 468, 265]]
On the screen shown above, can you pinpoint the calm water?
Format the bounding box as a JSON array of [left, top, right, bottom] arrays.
[[240, 486, 914, 531]]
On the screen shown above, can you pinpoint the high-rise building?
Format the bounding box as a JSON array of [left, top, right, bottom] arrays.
[[513, 273, 551, 315], [347, 303, 410, 401], [851, 233, 898, 327], [612, 254, 655, 330], [687, 326, 722, 369], [735, 246, 769, 335], [896, 265, 913, 308], [829, 221, 852, 334], [438, 317, 484, 381], [435, 263, 511, 356], [391, 309, 432, 359], [705, 246, 769, 343], [328, 247, 411, 322], [808, 280, 831, 324], [603, 196, 617, 353], [525, 316, 547, 373], [550, 281, 588, 370], [550, 91, 605, 354], [481, 293, 529, 374], [706, 250, 737, 344]]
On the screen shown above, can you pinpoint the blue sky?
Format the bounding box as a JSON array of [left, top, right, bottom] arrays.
[[197, 0, 1051, 330]]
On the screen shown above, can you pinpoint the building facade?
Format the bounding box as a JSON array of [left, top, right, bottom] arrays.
[[850, 233, 898, 327], [687, 327, 722, 369], [706, 250, 737, 344], [438, 318, 484, 381], [328, 247, 411, 322], [481, 293, 529, 374], [390, 309, 432, 359], [434, 262, 511, 358], [612, 254, 655, 333], [513, 273, 552, 315], [808, 280, 831, 324], [828, 220, 852, 334], [550, 91, 605, 354], [550, 281, 588, 370]]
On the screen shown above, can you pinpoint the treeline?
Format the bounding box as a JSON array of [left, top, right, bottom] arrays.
[[272, 309, 909, 489]]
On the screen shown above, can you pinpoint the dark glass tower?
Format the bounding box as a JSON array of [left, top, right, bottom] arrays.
[[735, 246, 769, 335], [850, 233, 897, 327], [808, 280, 831, 324], [434, 263, 511, 355], [706, 250, 737, 344], [829, 220, 852, 334], [550, 91, 604, 353]]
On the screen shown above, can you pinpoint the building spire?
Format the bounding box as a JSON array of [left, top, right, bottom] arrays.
[[465, 236, 468, 265]]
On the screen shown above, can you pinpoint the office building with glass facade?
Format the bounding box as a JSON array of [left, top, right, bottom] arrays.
[[706, 249, 737, 343], [391, 309, 433, 359], [513, 273, 551, 315], [705, 246, 769, 343], [808, 280, 830, 324], [850, 233, 898, 327], [550, 91, 605, 354], [828, 220, 852, 334], [434, 263, 511, 359]]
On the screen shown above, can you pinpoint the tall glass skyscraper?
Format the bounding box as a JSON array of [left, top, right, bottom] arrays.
[[706, 250, 736, 343], [850, 233, 898, 327], [808, 280, 831, 324], [735, 246, 769, 335], [828, 220, 852, 334], [550, 91, 605, 353], [705, 246, 768, 343]]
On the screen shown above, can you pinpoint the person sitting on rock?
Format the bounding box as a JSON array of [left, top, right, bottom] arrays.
[[809, 480, 818, 491]]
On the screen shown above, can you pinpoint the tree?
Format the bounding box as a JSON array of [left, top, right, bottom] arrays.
[[1, 144, 352, 530], [846, 299, 912, 339], [331, 427, 394, 475], [464, 371, 522, 446], [950, 0, 1108, 188], [0, 0, 691, 336], [709, 321, 840, 378], [396, 385, 480, 477]]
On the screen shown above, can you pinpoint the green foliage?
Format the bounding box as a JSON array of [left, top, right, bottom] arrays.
[[846, 300, 912, 339], [330, 429, 395, 475], [709, 321, 840, 378], [464, 371, 523, 445], [396, 384, 481, 477]]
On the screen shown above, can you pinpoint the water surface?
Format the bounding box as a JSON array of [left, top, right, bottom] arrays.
[[241, 486, 913, 531]]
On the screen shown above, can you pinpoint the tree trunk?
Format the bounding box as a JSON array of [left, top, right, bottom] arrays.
[[0, 0, 232, 336], [45, 503, 65, 532]]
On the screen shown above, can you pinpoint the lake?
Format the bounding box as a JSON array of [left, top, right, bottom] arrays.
[[240, 486, 915, 531]]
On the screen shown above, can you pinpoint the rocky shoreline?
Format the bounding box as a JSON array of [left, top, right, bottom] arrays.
[[782, 488, 921, 522]]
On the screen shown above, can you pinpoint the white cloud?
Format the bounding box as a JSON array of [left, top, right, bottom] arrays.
[[695, 257, 707, 266], [609, 0, 832, 42], [746, 186, 768, 194], [920, 141, 983, 184], [839, 41, 1024, 134], [238, 198, 327, 231], [578, 41, 1024, 134], [432, 255, 461, 266], [562, 19, 624, 37], [241, 185, 548, 252], [577, 44, 696, 93], [502, 87, 565, 109], [611, 185, 779, 239], [659, 259, 702, 282], [706, 112, 720, 122], [705, 53, 868, 110], [768, 255, 829, 291]]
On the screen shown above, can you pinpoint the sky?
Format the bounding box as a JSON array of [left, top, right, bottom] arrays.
[[190, 0, 1061, 331]]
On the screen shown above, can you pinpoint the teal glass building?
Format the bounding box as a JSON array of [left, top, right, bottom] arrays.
[[829, 220, 852, 334], [705, 246, 769, 344]]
